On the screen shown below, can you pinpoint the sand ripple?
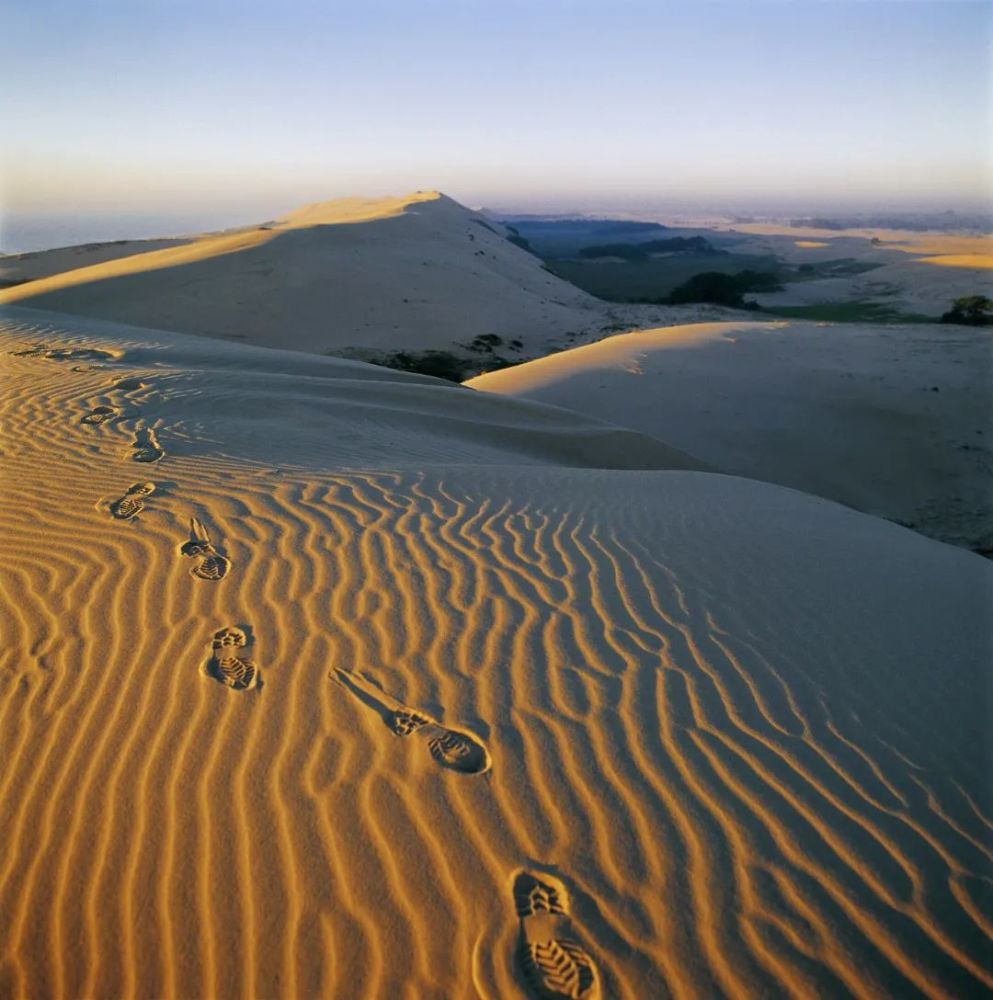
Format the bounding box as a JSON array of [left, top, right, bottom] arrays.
[[0, 311, 990, 998]]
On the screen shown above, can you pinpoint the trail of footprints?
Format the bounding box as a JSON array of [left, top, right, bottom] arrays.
[[71, 363, 164, 462], [30, 341, 601, 997], [12, 343, 117, 362]]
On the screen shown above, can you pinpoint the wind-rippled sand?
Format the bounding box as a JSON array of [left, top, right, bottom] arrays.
[[1, 308, 990, 998]]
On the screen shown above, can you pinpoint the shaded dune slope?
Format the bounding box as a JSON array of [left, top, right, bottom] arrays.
[[1, 309, 990, 999], [0, 193, 599, 357], [467, 320, 993, 553]]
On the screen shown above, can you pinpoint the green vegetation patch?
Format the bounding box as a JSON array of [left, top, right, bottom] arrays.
[[667, 270, 782, 307], [940, 295, 993, 326], [545, 252, 785, 302], [789, 258, 885, 282], [351, 349, 528, 384], [577, 236, 721, 260]]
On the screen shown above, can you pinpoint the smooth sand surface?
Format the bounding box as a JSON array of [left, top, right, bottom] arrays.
[[753, 257, 991, 317], [0, 238, 193, 285], [1, 306, 991, 998], [732, 223, 993, 258], [0, 193, 611, 359], [468, 320, 993, 553]]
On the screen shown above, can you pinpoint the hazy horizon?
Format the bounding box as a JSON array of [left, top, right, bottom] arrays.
[[4, 191, 992, 255], [3, 0, 991, 252]]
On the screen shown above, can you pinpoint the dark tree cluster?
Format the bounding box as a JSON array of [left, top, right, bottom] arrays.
[[666, 270, 782, 307], [578, 236, 720, 261], [940, 295, 993, 326]]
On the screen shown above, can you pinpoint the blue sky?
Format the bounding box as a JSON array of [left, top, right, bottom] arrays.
[[2, 0, 990, 227]]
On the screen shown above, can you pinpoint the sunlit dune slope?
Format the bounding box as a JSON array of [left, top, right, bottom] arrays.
[[0, 238, 193, 286], [467, 320, 993, 553], [1, 307, 990, 999], [913, 253, 993, 269], [0, 192, 603, 358]]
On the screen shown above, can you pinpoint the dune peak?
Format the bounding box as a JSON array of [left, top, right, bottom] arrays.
[[278, 189, 446, 229]]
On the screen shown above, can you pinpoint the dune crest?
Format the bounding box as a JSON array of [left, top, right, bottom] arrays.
[[280, 190, 445, 227], [0, 192, 610, 360], [0, 193, 447, 305]]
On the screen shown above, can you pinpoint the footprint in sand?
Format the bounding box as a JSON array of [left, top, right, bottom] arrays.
[[110, 482, 156, 520], [13, 344, 116, 362], [111, 376, 148, 392], [513, 871, 600, 1000], [334, 668, 491, 774], [131, 428, 164, 463], [46, 346, 116, 362], [205, 626, 260, 690], [81, 405, 120, 425], [180, 517, 231, 581]]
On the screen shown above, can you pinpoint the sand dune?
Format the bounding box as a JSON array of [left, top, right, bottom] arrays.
[[914, 254, 993, 270], [467, 320, 993, 554], [0, 193, 611, 361], [1, 306, 990, 998], [0, 238, 193, 286]]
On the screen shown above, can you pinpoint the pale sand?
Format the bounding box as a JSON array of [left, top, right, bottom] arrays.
[[708, 226, 993, 316], [731, 223, 993, 259], [468, 320, 993, 553], [1, 306, 991, 998], [0, 193, 609, 359], [0, 239, 193, 285], [751, 255, 991, 317], [0, 194, 753, 367]]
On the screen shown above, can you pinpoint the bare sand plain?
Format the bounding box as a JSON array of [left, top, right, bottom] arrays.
[[719, 225, 993, 317]]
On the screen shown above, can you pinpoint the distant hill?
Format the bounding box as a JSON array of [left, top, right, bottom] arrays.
[[577, 235, 722, 260], [0, 192, 610, 367], [496, 217, 668, 258], [790, 211, 993, 233]]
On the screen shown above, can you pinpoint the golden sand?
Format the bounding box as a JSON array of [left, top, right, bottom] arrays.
[[1, 309, 990, 998], [912, 253, 993, 270]]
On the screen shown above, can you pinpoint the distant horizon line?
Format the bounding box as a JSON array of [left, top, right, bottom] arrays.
[[4, 192, 992, 255]]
